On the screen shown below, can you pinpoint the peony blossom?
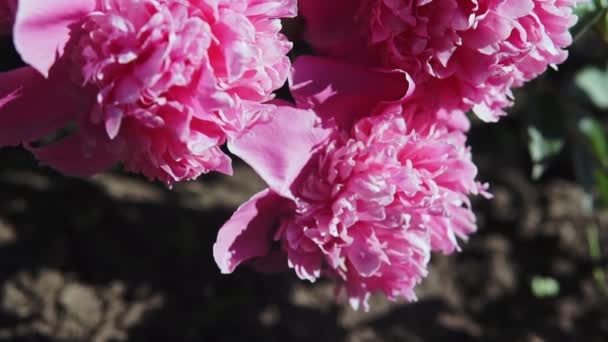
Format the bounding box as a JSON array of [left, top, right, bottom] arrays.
[[0, 0, 295, 184], [300, 0, 579, 122], [214, 57, 489, 310]]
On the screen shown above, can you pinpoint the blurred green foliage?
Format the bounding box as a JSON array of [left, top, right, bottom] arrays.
[[573, 0, 608, 41], [527, 3, 608, 299], [531, 276, 560, 298], [576, 66, 608, 109], [528, 126, 565, 180]]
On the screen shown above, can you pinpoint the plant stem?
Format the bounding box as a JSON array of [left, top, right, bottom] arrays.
[[572, 3, 608, 41], [586, 223, 608, 298]]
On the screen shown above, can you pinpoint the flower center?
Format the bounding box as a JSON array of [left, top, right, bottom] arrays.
[[73, 0, 212, 138]]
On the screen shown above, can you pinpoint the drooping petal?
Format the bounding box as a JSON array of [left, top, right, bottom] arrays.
[[289, 56, 413, 129], [28, 130, 118, 177], [0, 66, 90, 147], [228, 104, 331, 198], [13, 0, 96, 76], [213, 189, 286, 274]]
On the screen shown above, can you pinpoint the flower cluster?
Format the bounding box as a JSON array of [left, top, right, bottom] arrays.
[[0, 0, 579, 310], [300, 0, 579, 122], [291, 111, 484, 308], [1, 0, 295, 184], [215, 57, 489, 310]]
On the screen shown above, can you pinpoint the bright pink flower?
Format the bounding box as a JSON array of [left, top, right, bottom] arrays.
[[300, 0, 579, 122], [0, 0, 15, 35], [0, 0, 295, 184], [215, 57, 488, 310]]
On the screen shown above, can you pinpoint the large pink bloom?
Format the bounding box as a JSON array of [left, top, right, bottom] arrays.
[[300, 0, 579, 122], [214, 57, 488, 310], [0, 0, 295, 184]]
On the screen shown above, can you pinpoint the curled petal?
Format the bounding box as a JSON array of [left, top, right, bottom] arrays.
[[28, 130, 118, 177], [214, 189, 286, 274], [228, 104, 331, 199], [289, 56, 414, 129], [14, 0, 96, 76]]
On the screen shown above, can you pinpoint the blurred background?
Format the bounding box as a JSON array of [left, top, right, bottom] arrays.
[[1, 8, 608, 342]]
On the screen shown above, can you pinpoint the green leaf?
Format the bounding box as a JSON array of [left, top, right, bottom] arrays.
[[528, 126, 565, 179], [575, 66, 608, 110], [594, 169, 608, 208], [579, 117, 608, 167], [574, 1, 602, 18]]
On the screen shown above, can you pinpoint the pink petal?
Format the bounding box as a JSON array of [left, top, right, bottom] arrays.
[[13, 0, 95, 77], [0, 66, 88, 147], [289, 56, 414, 129], [246, 0, 297, 17], [228, 104, 331, 199], [496, 0, 535, 19], [28, 130, 118, 177], [287, 249, 323, 282], [435, 108, 471, 132], [347, 245, 383, 277], [213, 189, 286, 274]]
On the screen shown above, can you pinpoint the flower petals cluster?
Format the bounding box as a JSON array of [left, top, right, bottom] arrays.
[[0, 0, 295, 184], [1, 0, 577, 311], [300, 0, 579, 122], [286, 111, 486, 308], [214, 58, 489, 310]]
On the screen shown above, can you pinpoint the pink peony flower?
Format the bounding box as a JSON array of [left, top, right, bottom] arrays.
[[214, 57, 488, 310], [0, 0, 295, 184], [300, 0, 579, 122], [0, 0, 15, 35]]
